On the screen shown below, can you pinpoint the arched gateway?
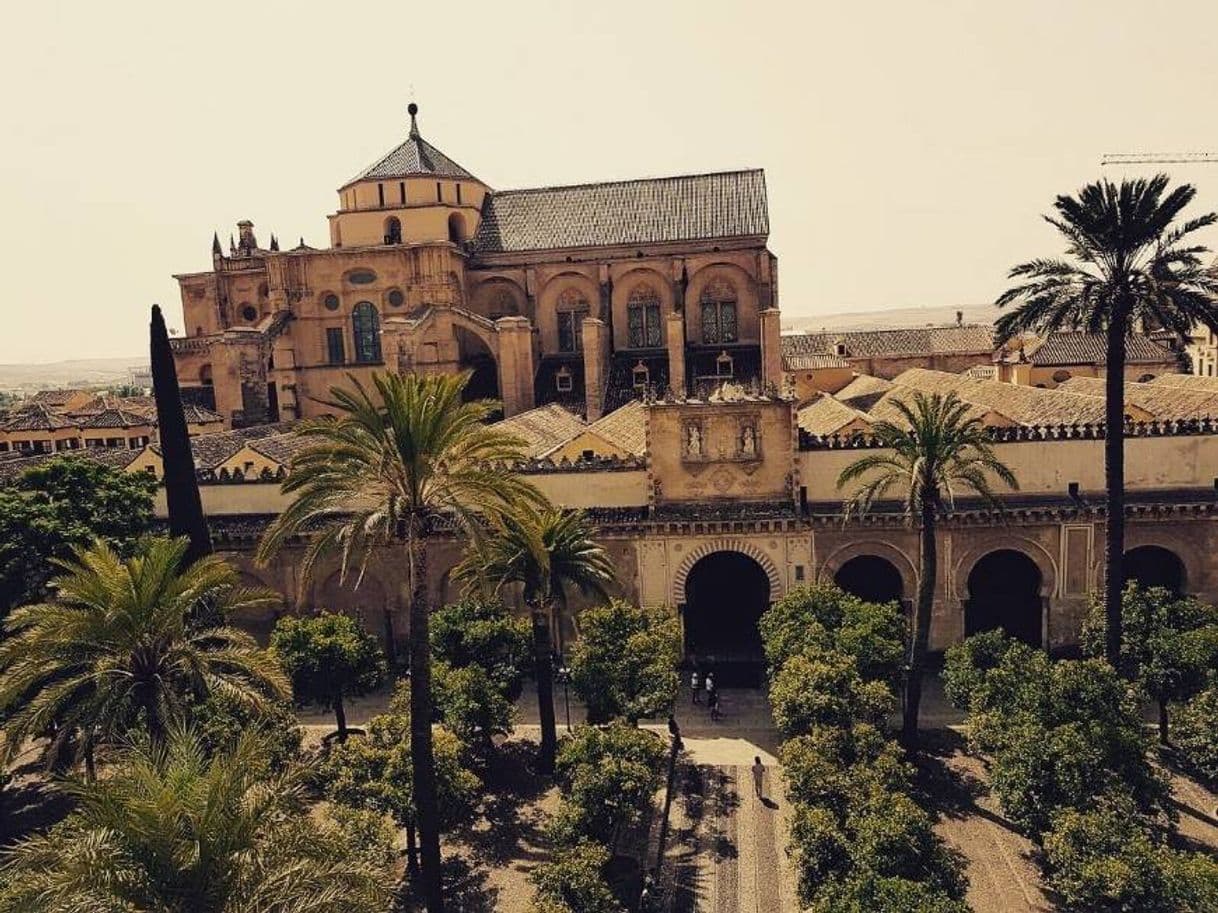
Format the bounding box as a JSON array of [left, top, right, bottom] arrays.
[[674, 543, 781, 685]]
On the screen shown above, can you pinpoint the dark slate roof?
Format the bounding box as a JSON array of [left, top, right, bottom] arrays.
[[182, 403, 224, 424], [1027, 332, 1177, 366], [342, 114, 477, 187], [781, 325, 994, 359], [3, 405, 78, 432], [78, 408, 152, 430], [472, 170, 768, 254]]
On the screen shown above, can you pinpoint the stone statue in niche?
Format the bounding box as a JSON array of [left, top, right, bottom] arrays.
[[740, 424, 757, 457], [685, 423, 703, 458]]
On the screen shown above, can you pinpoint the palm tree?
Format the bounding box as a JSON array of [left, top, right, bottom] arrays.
[[455, 505, 616, 773], [0, 537, 288, 777], [837, 392, 1017, 748], [256, 371, 539, 913], [996, 175, 1218, 664], [0, 730, 392, 913]]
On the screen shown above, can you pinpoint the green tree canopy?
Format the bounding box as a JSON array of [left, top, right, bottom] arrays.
[[769, 647, 895, 739], [270, 611, 385, 740], [529, 841, 622, 913], [432, 660, 515, 755], [1082, 583, 1218, 743], [758, 583, 905, 687], [1173, 684, 1218, 782], [552, 722, 665, 843], [0, 730, 395, 913], [430, 596, 531, 699], [0, 457, 155, 615], [0, 537, 288, 772], [568, 601, 680, 724], [189, 689, 302, 772]]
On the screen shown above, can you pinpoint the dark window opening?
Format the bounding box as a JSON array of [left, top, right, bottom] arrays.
[[558, 310, 587, 353], [399, 181, 406, 203], [627, 287, 662, 348], [377, 183, 385, 206], [351, 302, 382, 363], [966, 550, 1042, 646], [684, 551, 771, 684], [1124, 546, 1185, 595], [834, 556, 904, 605], [436, 182, 443, 202], [456, 184, 462, 204], [326, 327, 346, 365], [385, 216, 402, 245]]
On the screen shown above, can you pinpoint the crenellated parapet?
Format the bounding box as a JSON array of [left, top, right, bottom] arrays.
[[799, 416, 1218, 450]]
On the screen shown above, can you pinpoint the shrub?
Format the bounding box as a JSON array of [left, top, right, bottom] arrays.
[[807, 874, 970, 913], [432, 660, 515, 754], [780, 723, 910, 813], [769, 647, 895, 738], [430, 597, 531, 700], [190, 689, 302, 772], [758, 584, 905, 685], [1043, 797, 1218, 912], [270, 612, 385, 739], [529, 841, 622, 913], [1173, 684, 1218, 782], [941, 629, 1018, 711], [552, 723, 665, 842], [569, 602, 680, 723]]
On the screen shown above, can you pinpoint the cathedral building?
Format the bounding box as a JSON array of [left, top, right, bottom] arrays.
[[170, 104, 781, 428]]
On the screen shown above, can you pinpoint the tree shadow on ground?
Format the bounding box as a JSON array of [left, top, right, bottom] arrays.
[[454, 739, 552, 868], [397, 854, 498, 913], [0, 767, 76, 849], [912, 727, 1026, 836]]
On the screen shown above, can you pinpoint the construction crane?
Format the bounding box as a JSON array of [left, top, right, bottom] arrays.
[[1101, 152, 1218, 166]]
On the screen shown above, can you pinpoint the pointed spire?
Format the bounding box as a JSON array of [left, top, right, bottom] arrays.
[[408, 101, 420, 139], [229, 234, 236, 255], [211, 232, 222, 257], [269, 234, 279, 251]]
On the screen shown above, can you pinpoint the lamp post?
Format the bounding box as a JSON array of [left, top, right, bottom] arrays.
[[555, 663, 572, 732]]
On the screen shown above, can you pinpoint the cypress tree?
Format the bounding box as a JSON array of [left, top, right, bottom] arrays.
[[150, 304, 211, 565]]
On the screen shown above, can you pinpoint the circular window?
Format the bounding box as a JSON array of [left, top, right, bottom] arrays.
[[347, 269, 377, 285], [323, 293, 340, 311], [1052, 370, 1071, 384], [1138, 373, 1155, 383], [388, 289, 405, 308], [240, 304, 258, 322]]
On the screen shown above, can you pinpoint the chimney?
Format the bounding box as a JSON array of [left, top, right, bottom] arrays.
[[956, 310, 963, 326], [236, 220, 257, 253]]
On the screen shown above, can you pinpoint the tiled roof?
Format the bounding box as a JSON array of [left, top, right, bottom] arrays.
[[246, 433, 311, 466], [28, 389, 87, 407], [1149, 373, 1218, 394], [495, 404, 588, 459], [472, 170, 768, 254], [781, 325, 994, 359], [1057, 376, 1218, 421], [833, 375, 893, 411], [78, 408, 152, 430], [342, 117, 477, 187], [182, 403, 224, 424], [884, 368, 1109, 426], [783, 353, 850, 371], [0, 448, 141, 485], [184, 422, 298, 470], [1026, 332, 1177, 366], [797, 394, 873, 436], [586, 400, 647, 456], [3, 405, 78, 432]]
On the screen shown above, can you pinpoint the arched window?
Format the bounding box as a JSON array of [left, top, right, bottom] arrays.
[[351, 302, 382, 364], [448, 213, 467, 244], [556, 287, 589, 353], [700, 279, 737, 344], [486, 286, 518, 320], [384, 216, 402, 245], [627, 285, 662, 348]]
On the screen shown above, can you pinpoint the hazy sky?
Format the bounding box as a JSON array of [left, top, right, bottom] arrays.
[[3, 0, 1218, 363]]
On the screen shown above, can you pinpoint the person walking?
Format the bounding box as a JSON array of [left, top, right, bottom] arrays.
[[690, 669, 701, 705], [751, 756, 765, 799], [704, 671, 715, 699], [708, 686, 721, 721]]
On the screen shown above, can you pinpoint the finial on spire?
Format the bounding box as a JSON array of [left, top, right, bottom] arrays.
[[211, 232, 222, 257], [269, 234, 279, 251], [408, 102, 420, 139]]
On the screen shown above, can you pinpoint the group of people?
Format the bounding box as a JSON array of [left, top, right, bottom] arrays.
[[689, 669, 721, 720]]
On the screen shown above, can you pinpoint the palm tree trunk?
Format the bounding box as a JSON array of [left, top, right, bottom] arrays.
[[83, 742, 96, 783], [405, 821, 420, 874], [405, 522, 444, 913], [1103, 320, 1128, 667], [531, 600, 558, 775], [334, 691, 348, 742], [903, 502, 937, 749]]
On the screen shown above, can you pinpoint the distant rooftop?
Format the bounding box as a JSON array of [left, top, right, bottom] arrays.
[[341, 104, 479, 188], [781, 324, 994, 360]]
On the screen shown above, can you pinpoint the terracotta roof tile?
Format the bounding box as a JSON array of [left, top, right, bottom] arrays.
[[586, 400, 647, 455], [1026, 332, 1177, 366], [1149, 373, 1218, 394], [833, 375, 893, 411], [473, 170, 768, 254], [494, 404, 588, 459], [797, 395, 873, 436], [1057, 376, 1218, 420], [781, 325, 993, 359], [3, 405, 79, 432], [885, 368, 1109, 426]]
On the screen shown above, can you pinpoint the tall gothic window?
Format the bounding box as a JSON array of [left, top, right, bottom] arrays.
[[351, 302, 382, 363], [627, 285, 662, 348], [556, 287, 589, 352], [700, 279, 738, 344]]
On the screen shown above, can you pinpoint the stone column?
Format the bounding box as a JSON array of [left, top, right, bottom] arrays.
[[760, 307, 784, 392], [495, 316, 535, 417], [666, 312, 686, 396], [582, 317, 609, 422]]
